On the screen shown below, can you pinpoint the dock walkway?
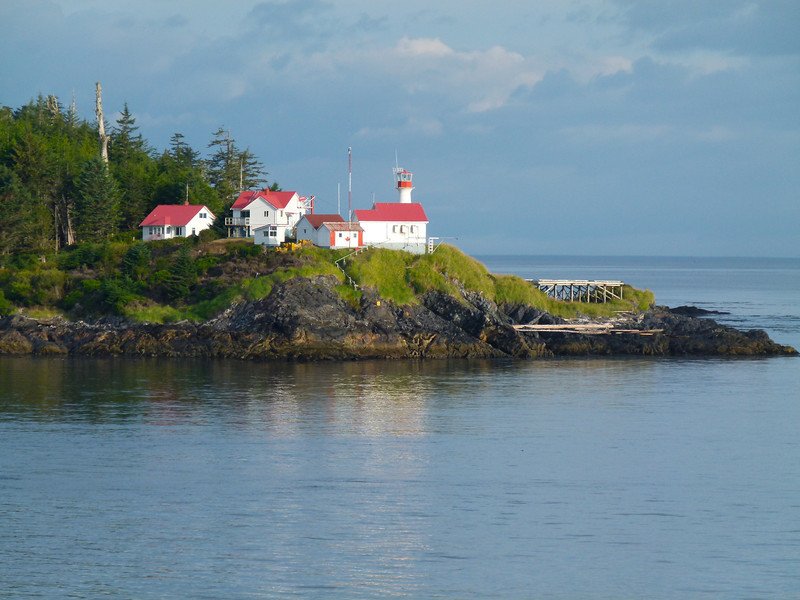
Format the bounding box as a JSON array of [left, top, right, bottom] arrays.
[[527, 279, 625, 303]]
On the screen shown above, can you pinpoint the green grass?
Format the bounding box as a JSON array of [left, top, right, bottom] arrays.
[[124, 303, 185, 324], [346, 248, 417, 305]]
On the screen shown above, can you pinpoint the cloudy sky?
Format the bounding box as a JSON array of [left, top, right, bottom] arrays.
[[1, 0, 798, 256]]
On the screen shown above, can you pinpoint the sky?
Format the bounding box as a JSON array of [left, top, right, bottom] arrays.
[[1, 0, 798, 256]]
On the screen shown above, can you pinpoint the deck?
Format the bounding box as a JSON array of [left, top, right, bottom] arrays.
[[527, 279, 625, 303]]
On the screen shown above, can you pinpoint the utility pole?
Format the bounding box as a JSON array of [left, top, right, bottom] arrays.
[[348, 147, 352, 223]]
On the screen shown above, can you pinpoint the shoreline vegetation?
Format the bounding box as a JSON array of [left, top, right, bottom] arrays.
[[0, 239, 796, 359]]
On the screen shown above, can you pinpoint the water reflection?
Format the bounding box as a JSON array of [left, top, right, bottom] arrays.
[[0, 356, 674, 440]]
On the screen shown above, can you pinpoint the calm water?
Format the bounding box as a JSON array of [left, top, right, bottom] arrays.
[[1, 256, 799, 599]]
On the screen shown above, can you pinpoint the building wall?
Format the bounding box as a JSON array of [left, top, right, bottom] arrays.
[[358, 220, 427, 252], [323, 227, 362, 249], [254, 225, 289, 246]]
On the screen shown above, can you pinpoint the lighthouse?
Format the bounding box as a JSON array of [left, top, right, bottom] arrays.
[[393, 166, 414, 203]]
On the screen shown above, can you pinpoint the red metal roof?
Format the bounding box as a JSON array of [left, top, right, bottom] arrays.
[[354, 202, 428, 222], [139, 204, 212, 227], [304, 214, 345, 229], [231, 190, 297, 210]]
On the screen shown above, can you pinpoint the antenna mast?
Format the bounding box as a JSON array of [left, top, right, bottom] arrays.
[[347, 147, 352, 222], [337, 182, 341, 217]]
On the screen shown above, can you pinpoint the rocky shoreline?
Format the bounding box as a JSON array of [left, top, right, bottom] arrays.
[[0, 276, 795, 359]]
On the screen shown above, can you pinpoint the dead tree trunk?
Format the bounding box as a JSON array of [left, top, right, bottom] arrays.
[[95, 82, 109, 164]]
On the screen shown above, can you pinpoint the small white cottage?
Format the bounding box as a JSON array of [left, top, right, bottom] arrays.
[[139, 204, 215, 241], [296, 214, 364, 249]]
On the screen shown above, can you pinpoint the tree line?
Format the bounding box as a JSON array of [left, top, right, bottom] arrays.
[[0, 94, 275, 260]]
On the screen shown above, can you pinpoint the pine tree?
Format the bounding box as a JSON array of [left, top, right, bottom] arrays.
[[165, 245, 196, 300], [75, 158, 121, 242]]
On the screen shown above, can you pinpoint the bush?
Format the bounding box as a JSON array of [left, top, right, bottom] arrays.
[[2, 268, 67, 306], [198, 228, 221, 243], [0, 290, 15, 316], [121, 243, 152, 281]]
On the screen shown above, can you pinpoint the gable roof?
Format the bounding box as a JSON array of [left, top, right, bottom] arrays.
[[354, 202, 428, 223], [321, 221, 363, 232], [231, 190, 298, 210], [139, 204, 212, 227], [303, 214, 345, 229]]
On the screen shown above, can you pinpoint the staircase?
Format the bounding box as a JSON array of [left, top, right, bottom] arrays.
[[333, 246, 368, 290]]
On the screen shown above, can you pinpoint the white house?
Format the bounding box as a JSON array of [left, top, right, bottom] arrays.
[[225, 189, 308, 240], [253, 223, 291, 247], [354, 203, 428, 254], [139, 204, 215, 241], [296, 214, 364, 249]]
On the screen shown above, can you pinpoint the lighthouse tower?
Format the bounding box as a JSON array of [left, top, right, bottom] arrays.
[[393, 166, 414, 203]]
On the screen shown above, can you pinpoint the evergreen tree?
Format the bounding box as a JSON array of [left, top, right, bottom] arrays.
[[110, 103, 146, 162], [75, 158, 121, 242], [110, 103, 154, 230], [165, 245, 196, 300]]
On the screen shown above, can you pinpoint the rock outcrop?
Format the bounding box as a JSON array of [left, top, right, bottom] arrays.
[[0, 277, 795, 359]]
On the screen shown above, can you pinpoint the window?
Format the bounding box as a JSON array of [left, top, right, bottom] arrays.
[[392, 225, 398, 233], [410, 225, 416, 233], [269, 230, 277, 237], [264, 211, 268, 217], [338, 232, 343, 238], [192, 228, 196, 235], [400, 225, 406, 234], [166, 226, 171, 234], [199, 212, 207, 219]]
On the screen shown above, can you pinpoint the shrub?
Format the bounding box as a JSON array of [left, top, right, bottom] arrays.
[[121, 243, 152, 281], [0, 290, 14, 316]]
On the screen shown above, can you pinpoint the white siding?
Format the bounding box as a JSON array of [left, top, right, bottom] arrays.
[[358, 220, 427, 252]]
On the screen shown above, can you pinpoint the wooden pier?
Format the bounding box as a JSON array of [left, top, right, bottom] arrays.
[[513, 323, 663, 336], [527, 279, 625, 303]]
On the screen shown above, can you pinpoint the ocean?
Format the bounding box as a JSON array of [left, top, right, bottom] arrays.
[[1, 256, 798, 599]]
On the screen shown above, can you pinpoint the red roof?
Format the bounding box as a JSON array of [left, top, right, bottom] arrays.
[[139, 204, 213, 227], [354, 202, 428, 222], [231, 190, 297, 210], [304, 214, 344, 229]]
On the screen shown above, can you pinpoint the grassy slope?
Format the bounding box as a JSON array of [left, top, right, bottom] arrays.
[[0, 240, 654, 323], [344, 244, 654, 318]]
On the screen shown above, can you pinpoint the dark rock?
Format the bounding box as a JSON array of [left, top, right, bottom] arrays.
[[0, 281, 795, 360], [671, 305, 730, 317]]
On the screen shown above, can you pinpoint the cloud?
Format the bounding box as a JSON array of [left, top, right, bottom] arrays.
[[615, 0, 800, 57], [355, 116, 444, 139]]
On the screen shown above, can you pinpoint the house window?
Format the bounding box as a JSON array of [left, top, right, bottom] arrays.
[[269, 230, 277, 237], [166, 226, 171, 234], [199, 212, 206, 219], [410, 225, 416, 233], [338, 232, 343, 238], [192, 228, 196, 235], [392, 225, 398, 233], [264, 211, 268, 217], [400, 225, 406, 233]]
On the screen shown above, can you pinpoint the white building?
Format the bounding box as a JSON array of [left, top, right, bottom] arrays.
[[352, 165, 429, 254], [354, 203, 428, 253], [253, 224, 291, 247], [139, 204, 215, 241], [296, 214, 364, 249], [226, 189, 308, 240]]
